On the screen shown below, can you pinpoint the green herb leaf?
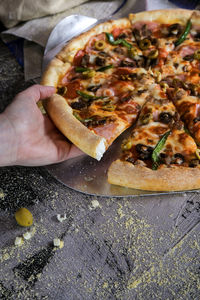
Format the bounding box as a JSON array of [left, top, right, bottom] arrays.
[[76, 91, 95, 99], [106, 32, 132, 49], [174, 19, 192, 47], [75, 67, 90, 73], [97, 65, 113, 72], [73, 112, 93, 123], [152, 130, 171, 170], [77, 90, 105, 100]]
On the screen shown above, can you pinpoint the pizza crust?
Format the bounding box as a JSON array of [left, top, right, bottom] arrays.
[[44, 94, 106, 160], [129, 9, 194, 25], [108, 159, 200, 191], [41, 58, 71, 87]]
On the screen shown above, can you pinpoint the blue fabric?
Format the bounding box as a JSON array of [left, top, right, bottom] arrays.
[[5, 38, 24, 67]]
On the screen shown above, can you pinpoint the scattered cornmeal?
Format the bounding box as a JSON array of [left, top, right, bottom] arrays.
[[23, 231, 32, 240], [89, 200, 100, 210], [53, 238, 64, 249], [57, 214, 67, 222], [15, 237, 23, 246], [15, 207, 33, 227], [53, 238, 61, 247]]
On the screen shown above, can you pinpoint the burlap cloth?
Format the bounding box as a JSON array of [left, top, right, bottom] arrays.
[[1, 0, 177, 81]]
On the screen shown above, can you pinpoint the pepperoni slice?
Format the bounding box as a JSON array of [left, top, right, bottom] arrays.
[[66, 79, 82, 99], [112, 27, 124, 39], [115, 67, 134, 75]]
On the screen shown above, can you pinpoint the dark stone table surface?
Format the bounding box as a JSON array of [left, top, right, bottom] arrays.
[[0, 32, 200, 300]]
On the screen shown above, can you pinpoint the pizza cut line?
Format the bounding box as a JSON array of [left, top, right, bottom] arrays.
[[41, 9, 200, 191]]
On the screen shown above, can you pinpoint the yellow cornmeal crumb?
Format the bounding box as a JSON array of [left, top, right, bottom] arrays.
[[0, 188, 5, 199], [89, 200, 100, 210], [3, 253, 10, 261], [59, 240, 64, 249], [125, 217, 133, 228], [102, 282, 108, 288], [128, 265, 155, 290], [117, 204, 125, 218]]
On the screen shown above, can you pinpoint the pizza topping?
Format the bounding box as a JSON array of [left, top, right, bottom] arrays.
[[71, 99, 87, 110], [95, 56, 106, 66], [57, 86, 67, 96], [120, 59, 136, 68], [139, 38, 151, 50], [147, 49, 159, 59], [158, 112, 173, 124], [183, 54, 194, 61], [97, 65, 113, 72], [76, 90, 104, 100], [195, 148, 200, 160], [81, 54, 90, 67], [66, 80, 83, 99], [174, 19, 192, 47], [75, 66, 90, 73], [121, 139, 133, 151], [105, 32, 132, 49], [194, 50, 200, 61], [193, 31, 200, 41], [87, 84, 102, 92], [94, 40, 106, 50], [136, 144, 153, 160], [189, 159, 199, 167], [73, 50, 85, 66], [168, 23, 182, 37], [171, 153, 185, 165], [82, 69, 96, 79], [113, 46, 125, 54], [152, 130, 171, 170]]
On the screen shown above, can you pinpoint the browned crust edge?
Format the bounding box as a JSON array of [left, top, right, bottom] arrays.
[[44, 94, 107, 160], [108, 160, 200, 191], [129, 9, 194, 25]]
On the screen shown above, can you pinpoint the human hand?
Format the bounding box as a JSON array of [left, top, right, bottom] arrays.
[[0, 84, 83, 166]]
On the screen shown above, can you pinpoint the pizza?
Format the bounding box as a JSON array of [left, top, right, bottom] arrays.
[[41, 9, 200, 191]]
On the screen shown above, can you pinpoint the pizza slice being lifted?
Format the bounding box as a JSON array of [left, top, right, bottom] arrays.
[[42, 17, 157, 160]]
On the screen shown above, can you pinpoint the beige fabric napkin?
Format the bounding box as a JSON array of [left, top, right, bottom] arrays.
[[0, 0, 90, 28], [1, 0, 125, 81], [1, 0, 146, 81]]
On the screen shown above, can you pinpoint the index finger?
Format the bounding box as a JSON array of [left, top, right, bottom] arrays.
[[20, 84, 56, 102]]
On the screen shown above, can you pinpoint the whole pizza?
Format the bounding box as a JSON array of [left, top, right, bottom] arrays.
[[41, 9, 200, 191]]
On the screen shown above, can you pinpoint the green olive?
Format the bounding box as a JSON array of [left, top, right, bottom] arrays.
[[102, 104, 116, 111], [82, 69, 96, 78], [15, 208, 33, 227], [194, 50, 200, 61], [121, 140, 133, 151], [140, 113, 152, 125], [95, 40, 106, 50], [160, 82, 168, 92], [128, 47, 138, 59], [154, 70, 162, 83], [139, 38, 151, 50], [196, 149, 200, 160], [148, 49, 159, 59]]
